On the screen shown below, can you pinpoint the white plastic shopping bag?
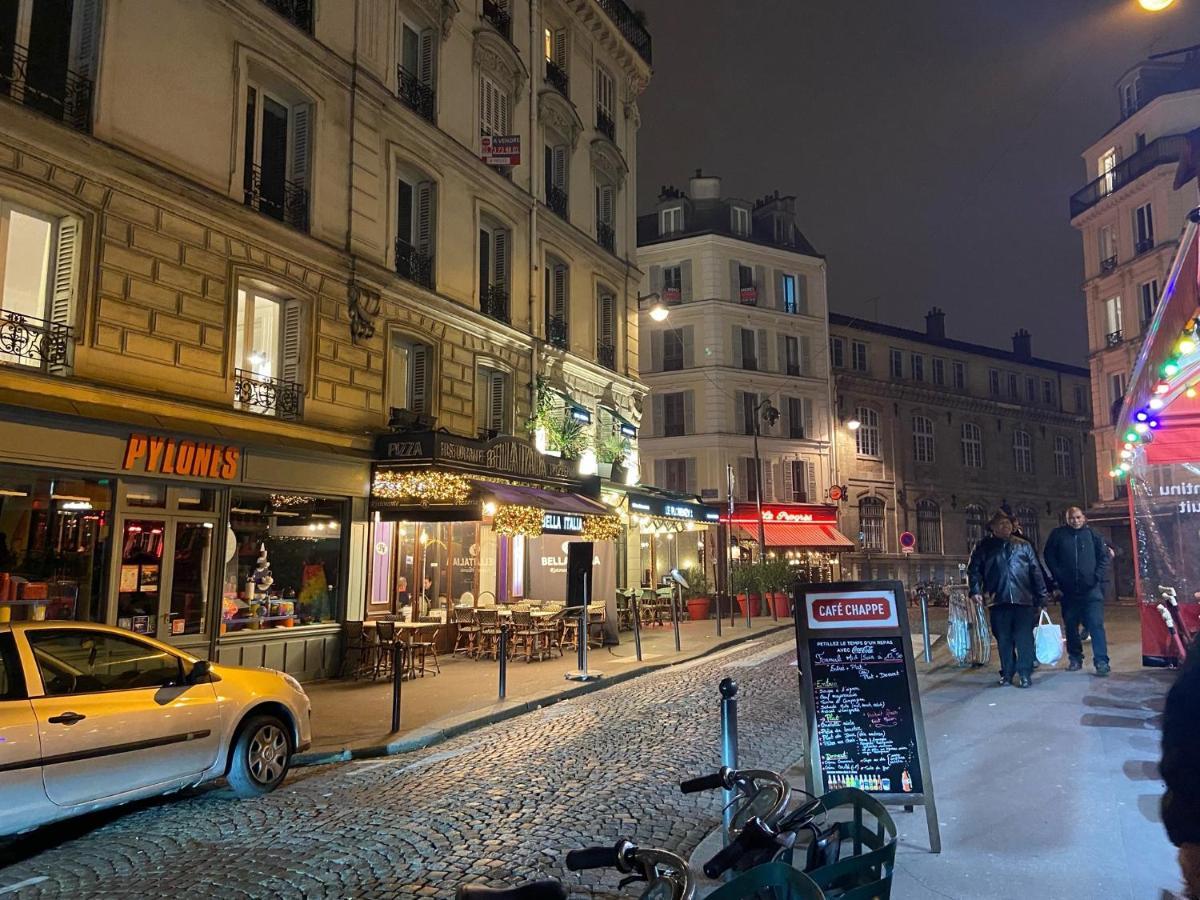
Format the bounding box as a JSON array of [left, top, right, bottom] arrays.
[[1035, 608, 1064, 666]]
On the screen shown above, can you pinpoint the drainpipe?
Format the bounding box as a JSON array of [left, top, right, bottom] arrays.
[[528, 0, 540, 419]]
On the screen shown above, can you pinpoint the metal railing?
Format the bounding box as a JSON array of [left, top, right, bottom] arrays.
[[0, 40, 92, 132], [1100, 254, 1118, 274], [1135, 237, 1155, 255], [243, 164, 309, 232], [482, 284, 509, 322], [1105, 329, 1124, 348], [546, 314, 569, 349], [597, 341, 616, 370], [395, 238, 435, 290], [596, 109, 616, 141], [546, 185, 569, 220], [233, 368, 304, 420], [596, 219, 615, 253], [0, 311, 72, 373], [261, 0, 313, 32], [1069, 134, 1190, 218], [595, 0, 652, 65], [397, 65, 435, 123], [546, 59, 569, 96], [482, 0, 512, 40]]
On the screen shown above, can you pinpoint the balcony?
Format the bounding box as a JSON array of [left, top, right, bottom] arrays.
[[1135, 237, 1155, 255], [596, 109, 616, 141], [233, 368, 304, 420], [546, 59, 569, 97], [595, 0, 652, 65], [546, 185, 569, 220], [662, 287, 681, 304], [395, 238, 435, 290], [1105, 329, 1124, 348], [0, 40, 92, 132], [0, 311, 73, 373], [243, 165, 309, 232], [482, 284, 510, 322], [482, 0, 512, 41], [786, 364, 801, 377], [738, 286, 758, 305], [546, 315, 569, 349], [1100, 255, 1118, 274], [1069, 134, 1189, 218], [596, 219, 615, 253], [261, 0, 313, 32], [397, 65, 435, 124], [597, 342, 616, 370], [742, 357, 758, 372]]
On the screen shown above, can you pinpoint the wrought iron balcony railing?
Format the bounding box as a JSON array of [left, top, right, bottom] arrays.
[[662, 354, 683, 372], [0, 40, 92, 132], [596, 219, 615, 253], [597, 341, 616, 370], [482, 0, 512, 40], [1135, 237, 1155, 255], [1100, 254, 1117, 274], [233, 368, 304, 420], [596, 109, 616, 141], [395, 238, 435, 290], [261, 0, 313, 32], [546, 185, 569, 220], [243, 165, 309, 232], [482, 284, 510, 322], [546, 59, 569, 96], [546, 315, 569, 349], [595, 0, 652, 65], [397, 65, 435, 123], [1069, 134, 1190, 218], [1105, 329, 1123, 348], [0, 311, 73, 373]]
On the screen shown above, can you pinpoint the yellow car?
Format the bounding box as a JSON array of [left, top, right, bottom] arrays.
[[0, 621, 311, 837]]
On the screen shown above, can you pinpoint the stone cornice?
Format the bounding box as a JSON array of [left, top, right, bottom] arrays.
[[538, 88, 584, 149], [473, 27, 528, 95]]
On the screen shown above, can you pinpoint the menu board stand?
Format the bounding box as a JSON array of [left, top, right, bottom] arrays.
[[793, 580, 941, 853]]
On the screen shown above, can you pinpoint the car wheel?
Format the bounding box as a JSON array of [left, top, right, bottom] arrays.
[[227, 714, 291, 797]]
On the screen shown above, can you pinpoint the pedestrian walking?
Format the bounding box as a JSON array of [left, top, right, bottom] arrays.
[[967, 510, 1049, 688], [1162, 634, 1200, 899], [1043, 507, 1112, 676]]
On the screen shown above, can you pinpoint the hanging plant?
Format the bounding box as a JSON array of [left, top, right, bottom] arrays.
[[492, 504, 544, 537], [597, 431, 631, 465], [546, 416, 588, 459], [582, 514, 622, 541]]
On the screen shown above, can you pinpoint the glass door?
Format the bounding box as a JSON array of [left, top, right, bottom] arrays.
[[169, 520, 214, 638], [114, 518, 166, 637]]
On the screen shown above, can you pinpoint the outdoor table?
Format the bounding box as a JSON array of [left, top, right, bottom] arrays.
[[365, 620, 439, 678]]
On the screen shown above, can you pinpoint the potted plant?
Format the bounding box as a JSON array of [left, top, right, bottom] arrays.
[[682, 566, 712, 621], [762, 559, 794, 618], [597, 431, 632, 480], [732, 565, 761, 618]]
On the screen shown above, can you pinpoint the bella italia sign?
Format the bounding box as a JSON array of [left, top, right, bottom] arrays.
[[375, 431, 581, 487]]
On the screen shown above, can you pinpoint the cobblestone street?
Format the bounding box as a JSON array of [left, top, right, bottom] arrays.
[[0, 635, 803, 899]]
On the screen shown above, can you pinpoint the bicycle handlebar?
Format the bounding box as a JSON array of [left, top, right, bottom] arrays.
[[702, 817, 775, 879], [565, 840, 630, 872], [679, 769, 730, 794]]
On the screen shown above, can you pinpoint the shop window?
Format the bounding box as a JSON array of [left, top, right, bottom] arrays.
[[476, 364, 511, 435], [224, 493, 345, 632], [387, 333, 433, 418], [0, 467, 112, 624], [234, 285, 305, 418]]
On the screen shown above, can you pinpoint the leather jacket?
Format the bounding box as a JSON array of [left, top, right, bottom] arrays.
[[967, 535, 1049, 606], [1043, 525, 1109, 602]]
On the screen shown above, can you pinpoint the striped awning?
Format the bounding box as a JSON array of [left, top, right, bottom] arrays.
[[732, 523, 855, 549]]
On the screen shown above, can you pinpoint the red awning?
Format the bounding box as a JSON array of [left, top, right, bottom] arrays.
[[732, 523, 855, 549]]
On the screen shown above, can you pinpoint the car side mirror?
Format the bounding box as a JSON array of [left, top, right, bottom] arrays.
[[186, 659, 211, 685]]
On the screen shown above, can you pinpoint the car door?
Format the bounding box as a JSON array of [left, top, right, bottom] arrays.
[[25, 627, 222, 808], [0, 631, 49, 830]]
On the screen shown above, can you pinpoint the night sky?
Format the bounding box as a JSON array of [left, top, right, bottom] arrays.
[[634, 0, 1200, 366]]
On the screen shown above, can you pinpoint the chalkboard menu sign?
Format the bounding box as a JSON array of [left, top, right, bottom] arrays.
[[793, 580, 941, 853]]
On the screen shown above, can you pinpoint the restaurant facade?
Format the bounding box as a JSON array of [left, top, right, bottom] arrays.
[[723, 501, 854, 583]]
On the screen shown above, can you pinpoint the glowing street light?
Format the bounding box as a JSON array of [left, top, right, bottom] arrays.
[[1138, 0, 1175, 10], [649, 303, 669, 322], [846, 416, 862, 431]]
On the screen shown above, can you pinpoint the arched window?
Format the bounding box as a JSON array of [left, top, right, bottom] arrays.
[[1016, 506, 1040, 547], [1054, 436, 1074, 478], [855, 406, 880, 457], [912, 415, 935, 464], [964, 505, 985, 552], [859, 496, 884, 551], [1013, 430, 1033, 474], [916, 499, 942, 554], [961, 423, 983, 468]]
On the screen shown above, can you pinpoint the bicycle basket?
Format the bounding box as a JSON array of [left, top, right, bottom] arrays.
[[703, 862, 826, 900]]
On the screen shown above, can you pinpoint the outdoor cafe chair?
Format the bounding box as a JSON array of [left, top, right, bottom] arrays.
[[372, 620, 399, 680], [476, 608, 502, 660], [454, 606, 479, 658], [413, 617, 442, 676], [510, 610, 545, 662], [339, 621, 372, 679], [536, 608, 565, 657]]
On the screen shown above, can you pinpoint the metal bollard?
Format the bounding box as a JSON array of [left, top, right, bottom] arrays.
[[390, 641, 404, 733], [671, 585, 682, 653], [919, 592, 932, 664], [498, 622, 509, 699], [631, 593, 643, 661], [745, 591, 752, 630], [577, 603, 588, 672], [719, 677, 739, 846], [715, 589, 722, 637]]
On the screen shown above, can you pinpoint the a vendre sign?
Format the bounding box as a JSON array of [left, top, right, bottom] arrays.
[[805, 590, 898, 630]]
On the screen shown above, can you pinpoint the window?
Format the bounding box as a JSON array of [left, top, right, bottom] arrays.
[[662, 458, 689, 493], [1104, 296, 1123, 338], [781, 274, 797, 314], [1013, 429, 1033, 474], [961, 423, 983, 468], [396, 170, 436, 287], [830, 337, 845, 369], [0, 199, 77, 370], [784, 336, 800, 376], [597, 289, 617, 368], [855, 406, 880, 457], [595, 180, 616, 249], [964, 505, 985, 552], [740, 327, 758, 371], [1074, 385, 1087, 413], [911, 354, 924, 382], [732, 206, 750, 235], [660, 206, 683, 234], [988, 369, 1000, 397], [787, 397, 806, 438], [1140, 279, 1160, 324], [0, 633, 24, 700], [1042, 380, 1056, 406], [738, 264, 756, 304], [544, 24, 567, 84], [595, 64, 615, 130], [789, 460, 814, 502], [663, 328, 684, 371], [662, 392, 687, 437], [235, 285, 304, 413], [543, 143, 568, 215], [916, 500, 942, 554], [741, 457, 766, 503], [1134, 202, 1154, 251], [952, 361, 965, 390], [1122, 80, 1140, 118], [397, 18, 436, 120], [859, 497, 884, 551], [479, 73, 511, 137], [662, 265, 682, 302], [387, 333, 432, 415], [889, 348, 903, 379], [1098, 224, 1116, 268], [1108, 371, 1126, 423], [29, 630, 182, 695], [1054, 436, 1074, 478], [477, 365, 511, 434], [912, 415, 935, 464], [1025, 376, 1037, 403], [1006, 372, 1018, 399], [1099, 148, 1117, 194], [478, 218, 510, 318], [544, 257, 569, 347], [243, 79, 311, 230], [1015, 506, 1040, 547], [740, 392, 759, 436], [851, 340, 868, 372], [932, 358, 945, 386]]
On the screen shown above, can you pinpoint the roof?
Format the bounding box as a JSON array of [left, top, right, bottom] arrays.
[[828, 312, 1089, 377], [636, 203, 823, 258]]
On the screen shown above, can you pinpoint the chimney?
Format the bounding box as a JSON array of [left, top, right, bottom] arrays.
[[925, 306, 946, 339], [1012, 329, 1032, 360], [688, 169, 722, 200]]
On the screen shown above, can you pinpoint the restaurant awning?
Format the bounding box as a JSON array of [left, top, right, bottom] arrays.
[[732, 523, 855, 549], [475, 481, 608, 516]]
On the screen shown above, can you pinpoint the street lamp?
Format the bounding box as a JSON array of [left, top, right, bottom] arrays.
[[752, 397, 780, 564], [846, 416, 861, 431], [1138, 0, 1175, 10], [639, 291, 669, 322]]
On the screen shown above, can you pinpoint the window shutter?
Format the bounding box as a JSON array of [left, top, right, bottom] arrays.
[[754, 265, 767, 301], [654, 458, 665, 487], [410, 344, 429, 413], [415, 180, 435, 257], [803, 398, 814, 441], [281, 299, 303, 386], [419, 28, 435, 87], [488, 371, 506, 431], [761, 459, 774, 501], [72, 0, 99, 84], [650, 330, 663, 371], [806, 458, 818, 501], [777, 334, 787, 374], [774, 269, 785, 310], [651, 394, 665, 438], [289, 103, 311, 188], [552, 145, 567, 190], [756, 329, 769, 370], [683, 391, 695, 434], [599, 294, 615, 345], [50, 217, 79, 329], [731, 325, 743, 367], [682, 325, 695, 367], [800, 335, 812, 375], [781, 460, 793, 500], [552, 264, 567, 319], [685, 458, 698, 495], [797, 274, 809, 315], [553, 27, 567, 67], [680, 260, 693, 301], [729, 259, 739, 301], [480, 76, 490, 134], [598, 183, 614, 225], [493, 229, 508, 288], [649, 265, 663, 295]]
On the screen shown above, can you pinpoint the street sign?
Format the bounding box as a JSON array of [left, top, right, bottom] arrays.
[[828, 485, 844, 502], [899, 531, 916, 554], [481, 135, 521, 166]]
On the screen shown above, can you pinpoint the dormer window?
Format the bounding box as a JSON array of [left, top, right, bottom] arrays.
[[732, 206, 750, 236], [660, 205, 683, 235], [1121, 79, 1141, 118]]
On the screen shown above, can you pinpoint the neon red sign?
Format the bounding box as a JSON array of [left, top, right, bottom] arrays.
[[805, 591, 899, 630], [726, 503, 838, 525]]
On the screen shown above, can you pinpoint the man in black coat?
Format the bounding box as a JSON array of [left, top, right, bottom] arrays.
[[1162, 632, 1200, 898], [967, 510, 1049, 688], [1043, 506, 1112, 676]]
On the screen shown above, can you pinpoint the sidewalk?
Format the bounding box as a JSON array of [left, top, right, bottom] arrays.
[[297, 615, 787, 765]]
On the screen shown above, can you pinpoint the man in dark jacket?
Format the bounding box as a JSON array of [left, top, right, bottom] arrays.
[[1162, 632, 1200, 898], [967, 510, 1049, 688], [1043, 506, 1112, 676]]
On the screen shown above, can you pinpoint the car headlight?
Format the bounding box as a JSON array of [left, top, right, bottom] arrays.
[[281, 672, 307, 696]]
